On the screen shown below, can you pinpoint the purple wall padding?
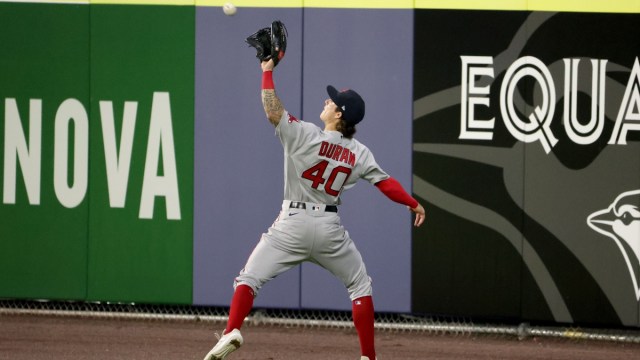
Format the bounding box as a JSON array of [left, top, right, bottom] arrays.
[[194, 7, 413, 312]]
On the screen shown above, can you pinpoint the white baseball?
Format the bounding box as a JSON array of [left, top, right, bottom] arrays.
[[223, 3, 237, 16]]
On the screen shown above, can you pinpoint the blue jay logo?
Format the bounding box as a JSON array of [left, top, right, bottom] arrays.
[[588, 190, 640, 300]]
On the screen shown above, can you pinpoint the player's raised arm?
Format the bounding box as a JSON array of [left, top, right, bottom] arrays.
[[261, 59, 284, 126]]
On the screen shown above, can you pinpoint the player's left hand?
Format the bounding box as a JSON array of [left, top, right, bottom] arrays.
[[409, 203, 426, 227], [261, 59, 275, 72]]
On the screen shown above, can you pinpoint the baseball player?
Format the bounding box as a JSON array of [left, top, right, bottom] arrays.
[[203, 58, 426, 360]]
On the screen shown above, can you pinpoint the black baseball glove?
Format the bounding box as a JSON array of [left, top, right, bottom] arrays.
[[270, 20, 287, 66], [245, 20, 287, 66]]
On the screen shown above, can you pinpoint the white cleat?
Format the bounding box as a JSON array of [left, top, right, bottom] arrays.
[[203, 329, 243, 360], [360, 357, 378, 360]]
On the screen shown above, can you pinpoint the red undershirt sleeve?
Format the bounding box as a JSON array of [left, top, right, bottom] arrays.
[[374, 177, 419, 209], [262, 70, 274, 89]]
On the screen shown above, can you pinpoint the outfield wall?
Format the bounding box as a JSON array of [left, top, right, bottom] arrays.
[[0, 0, 638, 327], [412, 9, 640, 327]]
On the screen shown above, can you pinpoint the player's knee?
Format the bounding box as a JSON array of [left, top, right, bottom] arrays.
[[233, 276, 261, 298], [347, 274, 372, 300]]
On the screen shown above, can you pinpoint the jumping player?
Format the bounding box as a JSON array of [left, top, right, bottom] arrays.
[[203, 58, 426, 360]]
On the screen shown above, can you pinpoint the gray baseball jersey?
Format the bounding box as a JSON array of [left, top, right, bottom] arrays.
[[234, 110, 389, 300], [278, 111, 389, 204]]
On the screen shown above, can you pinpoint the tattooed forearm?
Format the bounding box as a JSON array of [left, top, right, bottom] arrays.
[[262, 89, 284, 126]]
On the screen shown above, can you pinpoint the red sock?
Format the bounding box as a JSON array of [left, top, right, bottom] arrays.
[[225, 284, 255, 333], [352, 296, 376, 359]]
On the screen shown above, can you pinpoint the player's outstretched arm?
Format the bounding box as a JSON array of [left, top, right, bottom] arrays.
[[261, 59, 284, 126], [375, 177, 426, 227]]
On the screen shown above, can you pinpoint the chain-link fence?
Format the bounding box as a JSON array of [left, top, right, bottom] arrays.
[[2, 299, 640, 344]]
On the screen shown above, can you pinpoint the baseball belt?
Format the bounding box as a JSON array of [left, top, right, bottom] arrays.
[[289, 201, 338, 213]]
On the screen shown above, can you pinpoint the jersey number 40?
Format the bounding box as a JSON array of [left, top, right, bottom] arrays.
[[301, 160, 352, 196]]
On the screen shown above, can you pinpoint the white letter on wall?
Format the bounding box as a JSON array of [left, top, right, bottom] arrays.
[[53, 98, 88, 208], [100, 100, 137, 208], [139, 92, 181, 220], [460, 56, 495, 140], [3, 99, 41, 205], [609, 57, 640, 145]]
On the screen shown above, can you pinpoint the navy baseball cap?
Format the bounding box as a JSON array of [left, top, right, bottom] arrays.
[[327, 85, 365, 125]]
